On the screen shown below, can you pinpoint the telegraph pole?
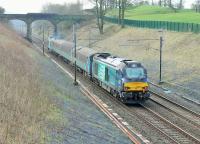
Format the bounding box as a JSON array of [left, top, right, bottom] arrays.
[[127, 29, 165, 84], [158, 29, 164, 84], [73, 23, 78, 86], [42, 24, 45, 56], [159, 36, 163, 84]]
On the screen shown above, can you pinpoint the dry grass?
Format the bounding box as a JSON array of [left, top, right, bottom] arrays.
[[0, 23, 49, 143], [76, 21, 200, 84]]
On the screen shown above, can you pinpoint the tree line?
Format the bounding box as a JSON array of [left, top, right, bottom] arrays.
[[0, 6, 5, 14], [33, 2, 83, 37], [42, 2, 83, 15]]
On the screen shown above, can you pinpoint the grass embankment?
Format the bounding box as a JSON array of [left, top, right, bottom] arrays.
[[0, 23, 50, 143], [107, 5, 200, 23]]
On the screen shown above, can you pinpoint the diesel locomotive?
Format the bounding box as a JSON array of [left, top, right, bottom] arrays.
[[48, 37, 150, 104]]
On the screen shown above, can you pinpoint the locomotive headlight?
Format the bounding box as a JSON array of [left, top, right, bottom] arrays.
[[143, 86, 148, 91], [124, 86, 130, 91]]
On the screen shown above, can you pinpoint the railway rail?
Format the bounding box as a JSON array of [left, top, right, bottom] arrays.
[[91, 84, 200, 144], [149, 82, 200, 106], [181, 96, 200, 106], [138, 104, 200, 144], [87, 81, 200, 144], [149, 91, 200, 127], [31, 34, 200, 144]]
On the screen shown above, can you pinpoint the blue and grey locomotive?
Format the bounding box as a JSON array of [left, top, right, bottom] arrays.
[[48, 38, 150, 104]]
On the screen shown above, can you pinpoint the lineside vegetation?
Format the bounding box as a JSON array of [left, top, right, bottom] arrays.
[[0, 24, 50, 143]]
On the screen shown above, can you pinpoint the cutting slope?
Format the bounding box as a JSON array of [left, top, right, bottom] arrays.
[[76, 21, 200, 101], [0, 23, 50, 143]]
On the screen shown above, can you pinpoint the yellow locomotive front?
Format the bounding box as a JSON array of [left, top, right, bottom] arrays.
[[120, 63, 150, 104]]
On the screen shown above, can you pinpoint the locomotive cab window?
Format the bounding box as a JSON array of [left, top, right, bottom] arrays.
[[125, 67, 145, 79]]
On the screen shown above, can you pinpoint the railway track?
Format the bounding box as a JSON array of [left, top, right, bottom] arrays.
[[31, 35, 200, 144], [92, 86, 200, 144], [149, 91, 200, 127], [136, 104, 200, 144], [181, 96, 200, 106], [149, 82, 200, 107], [57, 60, 200, 144], [88, 82, 200, 144]]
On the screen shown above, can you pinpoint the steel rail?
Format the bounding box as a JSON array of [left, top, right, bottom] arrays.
[[149, 96, 200, 129], [140, 104, 200, 144], [149, 82, 200, 106], [149, 90, 200, 118]]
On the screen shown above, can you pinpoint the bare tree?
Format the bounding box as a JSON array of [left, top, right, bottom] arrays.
[[164, 0, 167, 6], [159, 0, 162, 6], [118, 0, 122, 24], [168, 0, 172, 7], [42, 2, 82, 15], [0, 6, 5, 14], [179, 0, 184, 9], [118, 0, 127, 27], [94, 0, 106, 34], [192, 0, 200, 13], [151, 0, 154, 5], [121, 0, 127, 28]]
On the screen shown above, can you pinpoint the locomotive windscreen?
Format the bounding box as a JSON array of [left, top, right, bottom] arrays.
[[125, 67, 145, 79]]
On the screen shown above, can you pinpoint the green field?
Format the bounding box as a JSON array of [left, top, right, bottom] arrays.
[[107, 5, 200, 24]]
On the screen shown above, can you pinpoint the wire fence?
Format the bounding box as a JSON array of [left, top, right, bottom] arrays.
[[104, 16, 200, 33]]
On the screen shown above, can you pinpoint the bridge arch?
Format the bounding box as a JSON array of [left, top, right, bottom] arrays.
[[31, 20, 55, 39], [8, 19, 27, 36], [0, 13, 93, 41]]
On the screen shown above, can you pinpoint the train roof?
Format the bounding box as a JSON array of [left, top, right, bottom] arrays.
[[94, 53, 141, 69], [50, 39, 73, 51], [51, 39, 73, 46], [50, 39, 97, 57], [77, 46, 97, 57]]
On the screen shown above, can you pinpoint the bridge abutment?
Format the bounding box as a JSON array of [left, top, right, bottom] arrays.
[[26, 22, 32, 42], [52, 23, 58, 37]]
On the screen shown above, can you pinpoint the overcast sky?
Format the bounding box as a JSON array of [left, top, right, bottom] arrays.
[[0, 0, 94, 14], [0, 0, 196, 14]]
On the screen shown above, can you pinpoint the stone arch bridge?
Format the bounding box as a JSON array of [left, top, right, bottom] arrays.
[[0, 13, 92, 41]]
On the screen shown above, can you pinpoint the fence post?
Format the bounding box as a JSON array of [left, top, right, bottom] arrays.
[[177, 23, 180, 32], [191, 23, 194, 32], [164, 21, 169, 30], [166, 21, 168, 30], [180, 23, 182, 32]]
